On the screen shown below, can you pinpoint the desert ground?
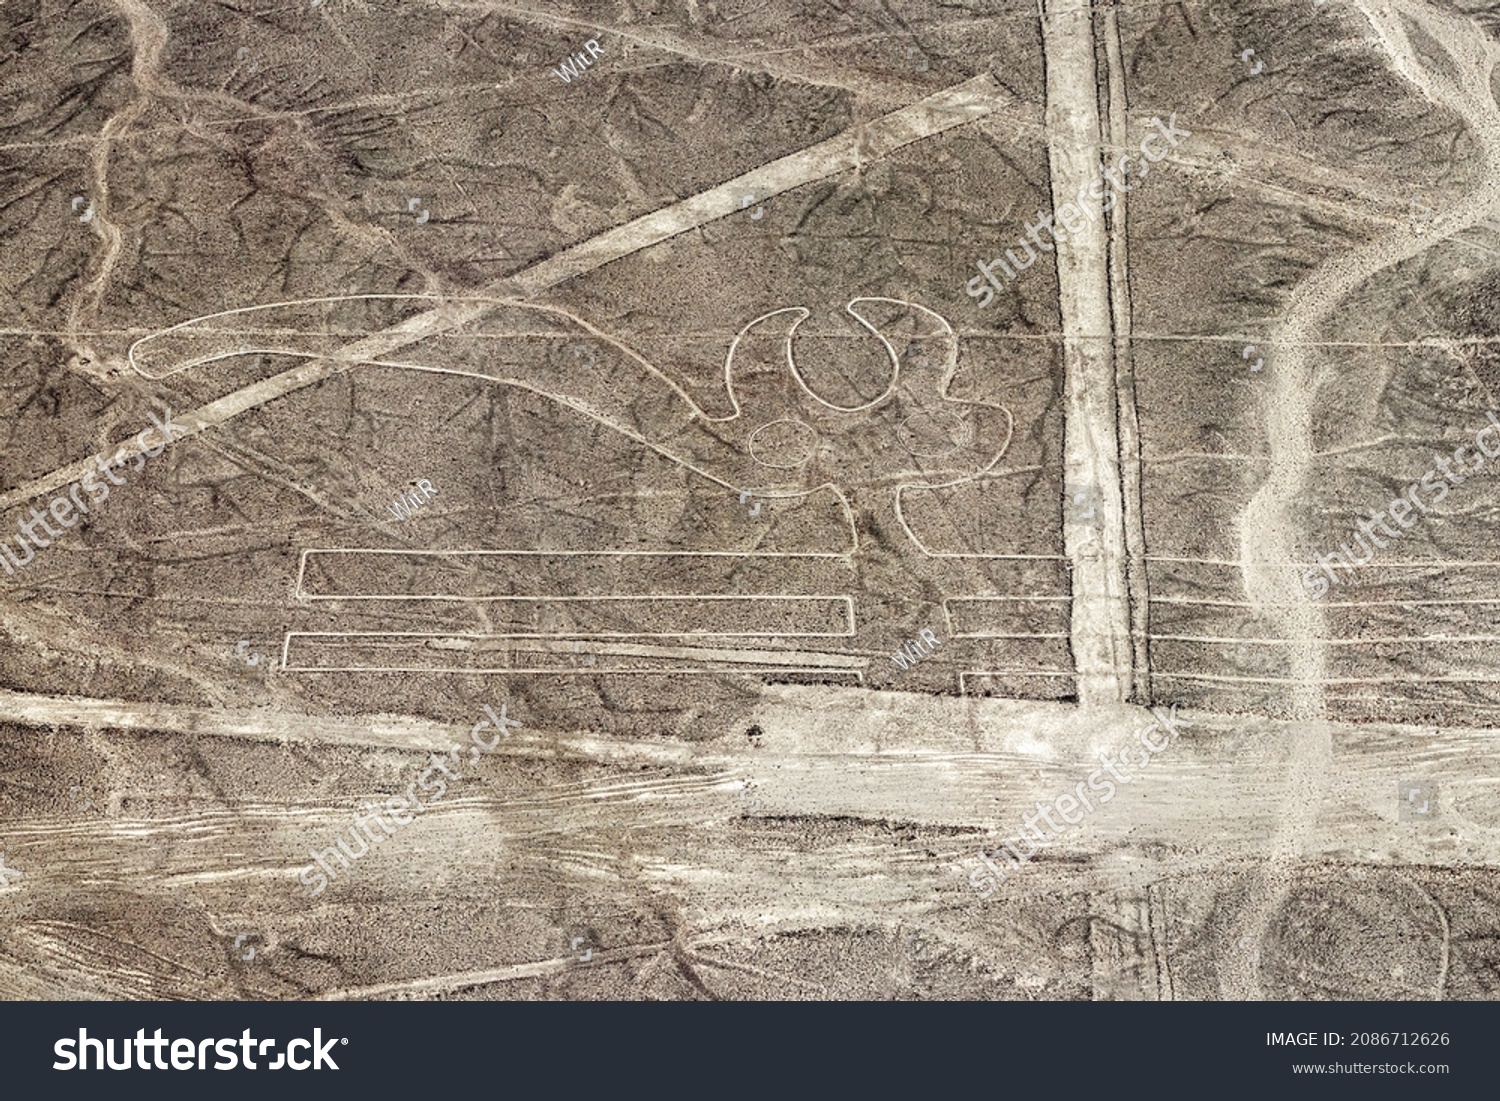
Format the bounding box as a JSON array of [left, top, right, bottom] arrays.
[[1, 0, 1498, 1000]]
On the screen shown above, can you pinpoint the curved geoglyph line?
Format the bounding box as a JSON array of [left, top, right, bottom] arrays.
[[0, 72, 1006, 511], [128, 295, 1030, 687], [722, 297, 1017, 553], [127, 293, 1016, 558], [127, 294, 454, 380]]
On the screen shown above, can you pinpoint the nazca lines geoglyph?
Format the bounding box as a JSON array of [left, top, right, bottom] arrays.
[[129, 293, 1079, 690]]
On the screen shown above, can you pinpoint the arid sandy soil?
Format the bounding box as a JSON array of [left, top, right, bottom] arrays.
[[2, 0, 1499, 1000]]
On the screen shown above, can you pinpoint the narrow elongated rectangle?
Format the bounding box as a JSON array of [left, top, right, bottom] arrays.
[[297, 550, 856, 598], [945, 597, 1070, 638], [283, 634, 865, 676], [294, 595, 852, 637]]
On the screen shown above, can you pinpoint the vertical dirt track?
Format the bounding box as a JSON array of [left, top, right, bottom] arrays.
[[1041, 0, 1134, 707]]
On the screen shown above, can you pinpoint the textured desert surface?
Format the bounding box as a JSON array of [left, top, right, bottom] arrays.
[[2, 0, 1499, 1000]]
